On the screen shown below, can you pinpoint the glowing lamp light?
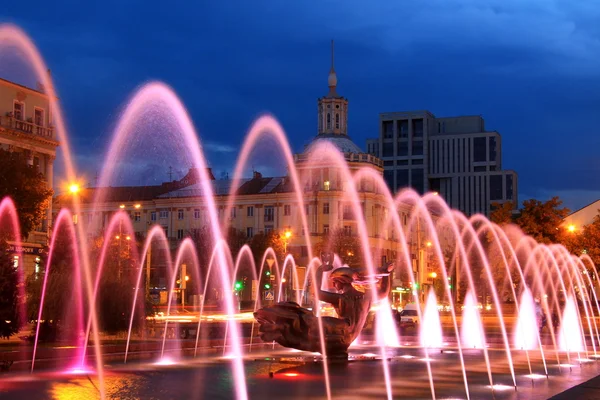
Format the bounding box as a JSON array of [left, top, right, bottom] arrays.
[[429, 272, 437, 279], [284, 372, 299, 377], [68, 184, 80, 194], [284, 230, 292, 239], [425, 241, 432, 247], [119, 204, 125, 209], [185, 275, 190, 282], [115, 235, 120, 240], [126, 235, 131, 241], [567, 224, 576, 232], [134, 204, 141, 209], [281, 278, 287, 283]]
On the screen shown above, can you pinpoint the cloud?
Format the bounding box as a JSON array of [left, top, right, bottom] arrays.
[[203, 141, 237, 154]]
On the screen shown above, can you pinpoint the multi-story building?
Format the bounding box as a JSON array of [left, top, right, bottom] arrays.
[[0, 77, 59, 276], [366, 111, 518, 217]]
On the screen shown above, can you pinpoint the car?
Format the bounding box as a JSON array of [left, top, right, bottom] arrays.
[[397, 303, 421, 330]]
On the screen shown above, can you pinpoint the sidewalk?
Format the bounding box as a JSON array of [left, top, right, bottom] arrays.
[[550, 375, 600, 400]]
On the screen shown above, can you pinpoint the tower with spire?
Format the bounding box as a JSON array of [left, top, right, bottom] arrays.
[[317, 40, 349, 136]]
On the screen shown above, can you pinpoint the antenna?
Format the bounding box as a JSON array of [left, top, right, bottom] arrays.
[[331, 40, 335, 70], [168, 166, 173, 181]]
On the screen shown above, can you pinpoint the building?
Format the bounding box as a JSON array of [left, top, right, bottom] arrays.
[[562, 199, 600, 232], [54, 42, 452, 305], [0, 77, 59, 276], [366, 111, 518, 217]]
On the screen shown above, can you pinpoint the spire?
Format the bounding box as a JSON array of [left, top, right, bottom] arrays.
[[328, 39, 338, 95], [330, 40, 335, 72]]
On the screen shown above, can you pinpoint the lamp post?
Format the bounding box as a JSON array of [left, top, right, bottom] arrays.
[[283, 229, 292, 254]]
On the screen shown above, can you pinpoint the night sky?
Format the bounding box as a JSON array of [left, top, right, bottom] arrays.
[[2, 1, 600, 211]]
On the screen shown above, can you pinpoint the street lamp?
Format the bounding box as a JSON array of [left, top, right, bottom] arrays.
[[568, 224, 576, 233], [69, 183, 80, 194], [283, 230, 292, 254]]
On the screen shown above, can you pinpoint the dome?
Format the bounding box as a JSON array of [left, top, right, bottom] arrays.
[[305, 135, 363, 154]]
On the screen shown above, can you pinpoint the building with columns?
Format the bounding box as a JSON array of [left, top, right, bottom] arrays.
[[0, 77, 59, 276]]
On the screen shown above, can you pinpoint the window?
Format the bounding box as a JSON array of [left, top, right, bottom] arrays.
[[284, 205, 291, 216], [246, 227, 254, 238], [323, 180, 330, 191], [396, 169, 409, 188], [384, 160, 394, 167], [194, 209, 200, 219], [34, 108, 44, 126], [383, 143, 394, 157], [343, 225, 352, 236], [398, 120, 409, 138], [151, 212, 157, 221], [323, 224, 329, 234], [490, 175, 503, 200], [411, 168, 424, 194], [383, 121, 393, 138], [384, 170, 394, 190], [305, 204, 309, 215], [177, 229, 184, 240], [230, 207, 236, 219], [327, 113, 331, 129], [159, 210, 168, 219], [397, 141, 408, 156], [323, 202, 330, 214], [397, 159, 408, 166], [13, 101, 24, 120], [265, 226, 273, 234], [343, 204, 352, 220], [134, 211, 141, 222], [474, 137, 486, 162], [412, 140, 423, 156], [412, 158, 423, 165], [33, 156, 40, 173], [247, 206, 254, 217], [489, 136, 497, 162], [506, 174, 514, 201], [474, 166, 486, 172], [335, 113, 340, 129], [412, 119, 423, 137], [264, 206, 274, 222], [178, 209, 184, 220]]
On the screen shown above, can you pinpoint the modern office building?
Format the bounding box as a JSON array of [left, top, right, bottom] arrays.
[[366, 111, 518, 216], [0, 77, 59, 276]]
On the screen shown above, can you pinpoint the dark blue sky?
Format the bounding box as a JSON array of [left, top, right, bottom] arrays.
[[2, 1, 600, 211]]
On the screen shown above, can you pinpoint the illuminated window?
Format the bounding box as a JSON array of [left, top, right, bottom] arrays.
[[323, 180, 330, 191], [323, 202, 330, 214]]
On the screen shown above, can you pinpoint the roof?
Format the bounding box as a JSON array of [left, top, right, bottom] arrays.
[[305, 134, 363, 154], [55, 185, 171, 204], [160, 175, 290, 198]]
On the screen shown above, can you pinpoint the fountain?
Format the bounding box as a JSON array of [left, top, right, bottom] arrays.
[[0, 21, 599, 400]]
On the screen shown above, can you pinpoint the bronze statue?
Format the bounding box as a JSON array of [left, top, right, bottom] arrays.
[[254, 252, 393, 359]]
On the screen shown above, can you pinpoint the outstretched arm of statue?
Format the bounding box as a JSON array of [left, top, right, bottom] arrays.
[[313, 263, 341, 306], [377, 262, 394, 301]]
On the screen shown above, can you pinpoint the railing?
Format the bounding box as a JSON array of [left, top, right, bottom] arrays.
[[0, 116, 54, 138]]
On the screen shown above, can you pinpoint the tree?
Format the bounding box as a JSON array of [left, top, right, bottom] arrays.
[[89, 233, 144, 333], [516, 197, 570, 244], [0, 149, 53, 238], [490, 202, 514, 225], [0, 238, 19, 338], [313, 229, 364, 269], [249, 230, 285, 268], [565, 212, 600, 268]]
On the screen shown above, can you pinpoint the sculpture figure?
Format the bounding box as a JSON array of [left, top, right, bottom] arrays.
[[254, 252, 393, 359]]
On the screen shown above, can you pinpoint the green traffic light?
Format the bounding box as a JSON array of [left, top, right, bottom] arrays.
[[264, 283, 271, 289], [266, 271, 271, 276], [234, 281, 242, 290]]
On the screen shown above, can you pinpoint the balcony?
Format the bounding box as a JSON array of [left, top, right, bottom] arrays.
[[0, 116, 54, 139]]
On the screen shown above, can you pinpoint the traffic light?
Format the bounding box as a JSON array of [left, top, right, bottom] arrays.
[[266, 271, 271, 276], [234, 281, 243, 291], [412, 282, 419, 289], [264, 283, 271, 290]]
